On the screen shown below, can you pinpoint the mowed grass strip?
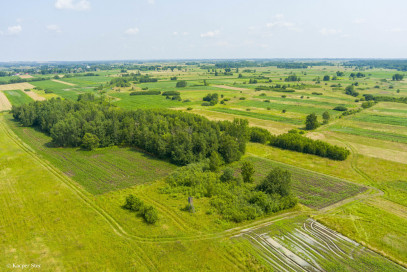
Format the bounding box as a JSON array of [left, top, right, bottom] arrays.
[[209, 107, 302, 125], [230, 156, 364, 209], [328, 125, 407, 144], [352, 113, 407, 127], [3, 89, 33, 106], [6, 116, 177, 194]]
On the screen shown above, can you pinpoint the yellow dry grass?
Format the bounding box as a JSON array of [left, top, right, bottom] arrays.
[[25, 91, 46, 101], [0, 91, 12, 111], [51, 79, 76, 86], [0, 82, 35, 91]]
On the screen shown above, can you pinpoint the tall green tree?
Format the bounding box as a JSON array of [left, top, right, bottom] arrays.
[[241, 161, 255, 183], [257, 167, 292, 197], [305, 113, 319, 130]]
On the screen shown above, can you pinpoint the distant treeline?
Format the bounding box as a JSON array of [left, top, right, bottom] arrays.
[[0, 76, 49, 85], [344, 60, 407, 71], [11, 98, 249, 165], [199, 60, 334, 69], [364, 94, 407, 104]]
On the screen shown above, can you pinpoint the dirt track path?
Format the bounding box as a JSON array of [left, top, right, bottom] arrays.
[[51, 79, 76, 86], [212, 84, 250, 91]]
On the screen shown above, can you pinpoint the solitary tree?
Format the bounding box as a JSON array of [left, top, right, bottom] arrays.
[[143, 206, 158, 224], [322, 111, 330, 124], [241, 161, 255, 183], [305, 113, 319, 130], [176, 80, 187, 87]]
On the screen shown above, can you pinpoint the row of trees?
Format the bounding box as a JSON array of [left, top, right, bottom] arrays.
[[11, 98, 249, 165], [269, 132, 350, 160]]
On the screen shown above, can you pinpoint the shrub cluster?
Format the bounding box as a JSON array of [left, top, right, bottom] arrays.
[[123, 195, 158, 224], [162, 161, 297, 223], [130, 90, 161, 95], [249, 127, 272, 144], [202, 93, 219, 105]]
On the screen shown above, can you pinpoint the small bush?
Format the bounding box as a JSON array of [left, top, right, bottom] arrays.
[[333, 106, 348, 111]]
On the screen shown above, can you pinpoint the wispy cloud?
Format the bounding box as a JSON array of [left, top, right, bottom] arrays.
[[200, 30, 220, 38], [46, 24, 62, 33], [319, 28, 342, 35], [147, 0, 155, 4], [266, 14, 301, 31], [55, 0, 90, 11], [125, 27, 139, 35], [7, 25, 22, 35]]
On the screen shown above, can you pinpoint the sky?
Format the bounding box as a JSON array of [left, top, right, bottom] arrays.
[[0, 0, 406, 61]]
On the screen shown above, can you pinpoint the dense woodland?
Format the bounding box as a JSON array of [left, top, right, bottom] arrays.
[[11, 98, 249, 165]]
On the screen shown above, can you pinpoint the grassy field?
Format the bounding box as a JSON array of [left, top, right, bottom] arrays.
[[314, 201, 407, 267], [6, 115, 177, 194], [3, 89, 33, 106]]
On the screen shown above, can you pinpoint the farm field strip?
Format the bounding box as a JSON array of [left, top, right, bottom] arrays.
[[0, 91, 12, 111], [0, 82, 35, 91], [328, 125, 407, 144], [24, 90, 46, 101], [237, 218, 407, 271], [3, 89, 33, 106], [351, 113, 407, 127]]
